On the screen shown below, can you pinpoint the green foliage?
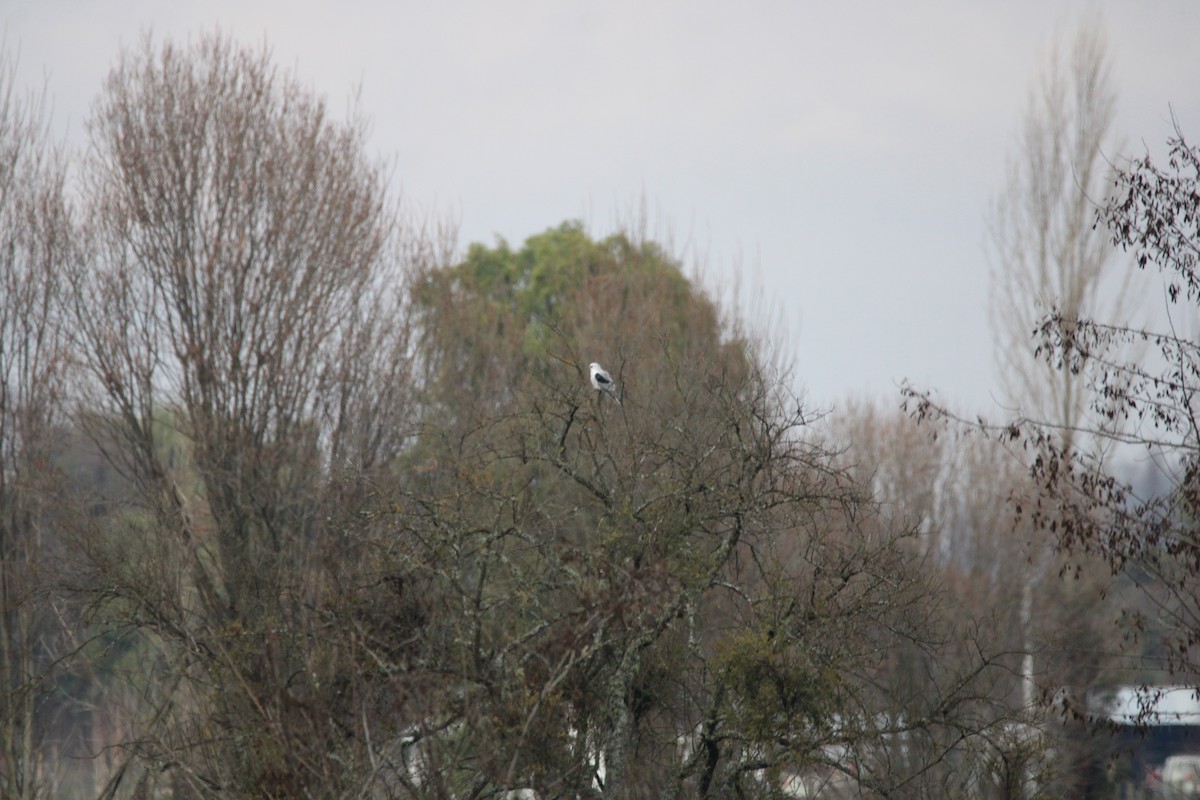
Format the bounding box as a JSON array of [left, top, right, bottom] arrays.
[[424, 220, 693, 333], [715, 628, 838, 745], [413, 220, 724, 415]]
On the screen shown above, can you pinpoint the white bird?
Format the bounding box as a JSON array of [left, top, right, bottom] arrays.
[[589, 362, 621, 404]]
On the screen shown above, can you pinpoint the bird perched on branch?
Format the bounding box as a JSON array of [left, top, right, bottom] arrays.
[[589, 362, 621, 404]]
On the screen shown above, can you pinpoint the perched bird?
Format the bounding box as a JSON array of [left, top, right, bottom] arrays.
[[589, 362, 621, 404]]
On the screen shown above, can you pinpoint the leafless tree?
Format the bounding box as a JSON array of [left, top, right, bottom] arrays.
[[986, 20, 1127, 731], [1032, 124, 1200, 682], [908, 120, 1200, 799], [988, 20, 1122, 432], [0, 45, 75, 799], [68, 31, 424, 796], [829, 402, 1142, 798]]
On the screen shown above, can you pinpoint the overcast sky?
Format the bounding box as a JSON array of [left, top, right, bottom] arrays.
[[5, 1, 1199, 411]]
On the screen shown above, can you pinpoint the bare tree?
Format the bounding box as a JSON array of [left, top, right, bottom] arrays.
[[829, 402, 1142, 798], [1031, 124, 1200, 682], [0, 45, 75, 799], [989, 19, 1122, 431], [908, 121, 1200, 798], [69, 31, 421, 796], [986, 20, 1125, 727]]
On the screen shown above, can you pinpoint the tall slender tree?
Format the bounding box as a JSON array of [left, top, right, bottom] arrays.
[[986, 20, 1124, 720]]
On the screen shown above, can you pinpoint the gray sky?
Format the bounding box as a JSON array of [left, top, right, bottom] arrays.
[[5, 0, 1199, 411]]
